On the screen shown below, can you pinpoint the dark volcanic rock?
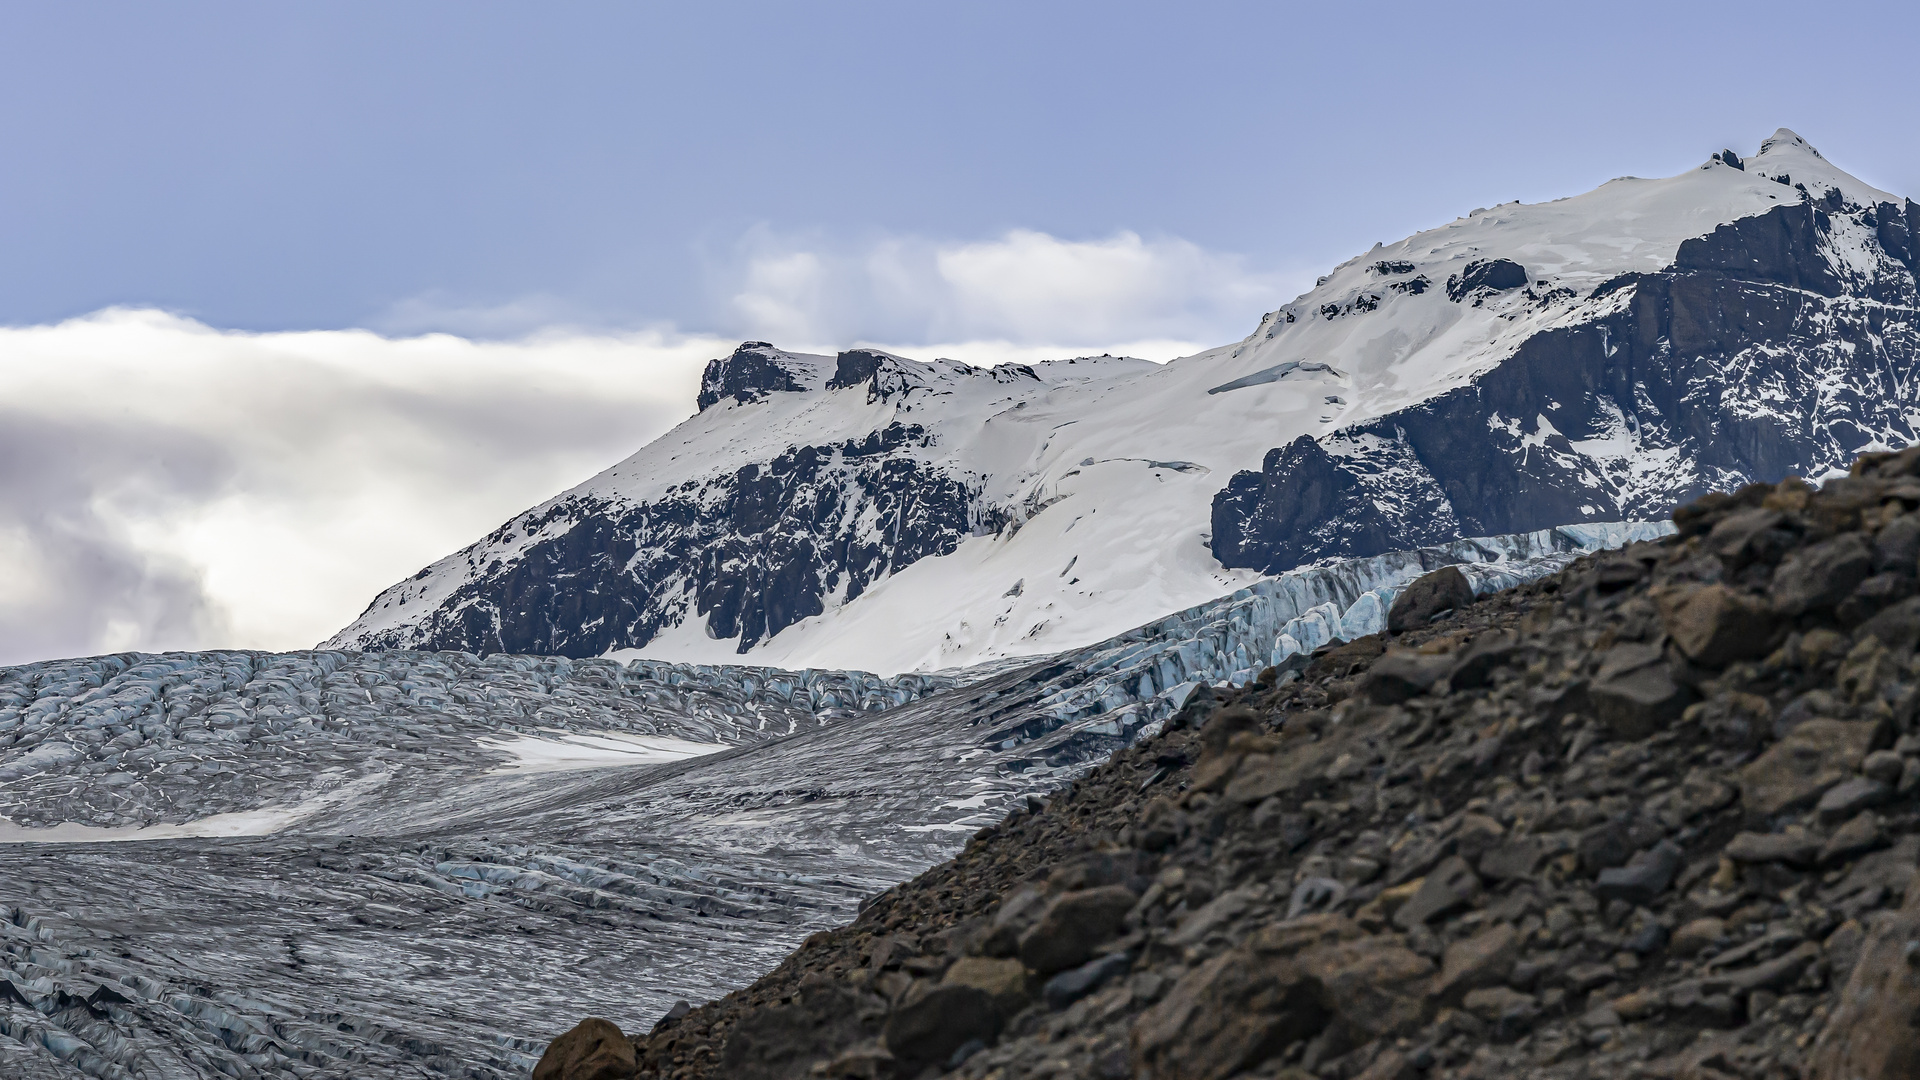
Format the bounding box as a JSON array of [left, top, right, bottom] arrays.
[[1387, 566, 1475, 633], [1212, 198, 1920, 576]]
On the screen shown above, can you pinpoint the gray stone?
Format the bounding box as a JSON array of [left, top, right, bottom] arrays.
[[1393, 856, 1481, 929], [1594, 841, 1684, 906], [1041, 952, 1132, 1010], [1725, 831, 1820, 867], [1816, 776, 1891, 824], [1772, 533, 1874, 615]]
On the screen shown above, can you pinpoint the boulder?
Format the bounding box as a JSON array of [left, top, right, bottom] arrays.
[[943, 956, 1031, 1016], [1130, 936, 1431, 1080], [1018, 886, 1137, 974], [1771, 533, 1873, 615], [1364, 650, 1453, 704], [1659, 584, 1777, 667], [1590, 661, 1691, 740], [1388, 567, 1474, 633], [882, 982, 999, 1072], [533, 1019, 636, 1080], [1737, 718, 1881, 817]]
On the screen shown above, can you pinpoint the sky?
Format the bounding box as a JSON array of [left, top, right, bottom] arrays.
[[0, 0, 1917, 664]]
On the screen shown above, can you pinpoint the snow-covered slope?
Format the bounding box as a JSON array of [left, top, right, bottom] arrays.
[[327, 130, 1920, 674]]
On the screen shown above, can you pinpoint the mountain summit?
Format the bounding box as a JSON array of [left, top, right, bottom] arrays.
[[327, 131, 1920, 674]]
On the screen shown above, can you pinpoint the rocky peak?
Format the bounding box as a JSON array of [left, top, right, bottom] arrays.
[[695, 341, 831, 411]]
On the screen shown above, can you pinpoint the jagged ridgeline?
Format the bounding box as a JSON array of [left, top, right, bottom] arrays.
[[326, 130, 1920, 678]]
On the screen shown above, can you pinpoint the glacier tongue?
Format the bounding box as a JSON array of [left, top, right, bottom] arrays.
[[0, 524, 1663, 1077]]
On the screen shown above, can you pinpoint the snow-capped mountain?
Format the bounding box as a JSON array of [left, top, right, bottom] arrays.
[[327, 129, 1920, 674]]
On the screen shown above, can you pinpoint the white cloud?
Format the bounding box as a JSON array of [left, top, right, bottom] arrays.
[[727, 227, 1305, 358], [0, 308, 723, 664], [0, 227, 1300, 666]]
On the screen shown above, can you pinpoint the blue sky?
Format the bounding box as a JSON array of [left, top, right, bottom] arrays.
[[3, 1, 1916, 342], [0, 1, 1917, 664]]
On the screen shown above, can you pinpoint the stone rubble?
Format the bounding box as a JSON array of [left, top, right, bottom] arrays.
[[538, 448, 1920, 1080]]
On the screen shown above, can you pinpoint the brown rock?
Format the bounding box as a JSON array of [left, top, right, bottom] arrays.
[[882, 982, 999, 1071], [1435, 923, 1520, 1001], [1388, 566, 1474, 633], [1018, 885, 1136, 973], [1810, 876, 1920, 1080], [533, 1018, 636, 1080], [1130, 936, 1432, 1080], [1660, 584, 1777, 667], [1671, 917, 1727, 957], [942, 956, 1030, 1016], [1736, 718, 1881, 817]]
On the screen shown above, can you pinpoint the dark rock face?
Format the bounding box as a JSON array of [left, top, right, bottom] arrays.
[[351, 424, 977, 655], [696, 342, 824, 411], [1444, 258, 1529, 302], [1215, 198, 1920, 575]]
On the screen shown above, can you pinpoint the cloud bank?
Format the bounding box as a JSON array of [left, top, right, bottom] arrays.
[[0, 309, 724, 664], [0, 228, 1293, 666], [724, 227, 1302, 363]]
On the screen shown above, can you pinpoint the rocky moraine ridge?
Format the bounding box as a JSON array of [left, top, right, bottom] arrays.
[[538, 446, 1920, 1080]]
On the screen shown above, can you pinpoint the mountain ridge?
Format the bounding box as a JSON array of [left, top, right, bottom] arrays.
[[326, 129, 1920, 678]]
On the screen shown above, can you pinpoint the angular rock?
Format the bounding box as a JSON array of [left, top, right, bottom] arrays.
[[943, 956, 1031, 1017], [1388, 567, 1474, 633], [1018, 886, 1137, 974], [1445, 631, 1519, 690], [1578, 820, 1636, 874], [1724, 831, 1820, 867], [1822, 813, 1888, 865], [533, 1018, 636, 1080], [882, 983, 999, 1072], [1772, 533, 1874, 615], [1816, 776, 1891, 824], [1590, 664, 1691, 740], [1670, 918, 1727, 958], [1461, 986, 1538, 1040], [1042, 952, 1131, 1010], [1435, 923, 1520, 1001], [1393, 856, 1480, 929], [1476, 837, 1545, 882], [1364, 650, 1453, 705], [1660, 584, 1777, 667], [1737, 718, 1881, 817], [1864, 748, 1907, 783], [1595, 841, 1684, 906]]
